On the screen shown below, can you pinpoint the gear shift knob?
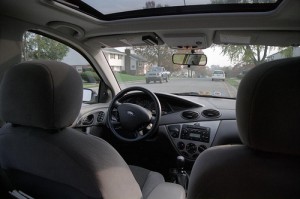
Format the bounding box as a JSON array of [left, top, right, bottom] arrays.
[[177, 156, 185, 171]]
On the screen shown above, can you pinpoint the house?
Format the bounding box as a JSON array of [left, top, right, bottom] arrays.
[[63, 48, 148, 74], [102, 48, 126, 72], [125, 49, 149, 75]]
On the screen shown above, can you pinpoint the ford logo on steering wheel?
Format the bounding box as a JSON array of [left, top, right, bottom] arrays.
[[127, 111, 135, 117]]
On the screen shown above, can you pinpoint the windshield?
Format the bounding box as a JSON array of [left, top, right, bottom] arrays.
[[103, 45, 300, 98]]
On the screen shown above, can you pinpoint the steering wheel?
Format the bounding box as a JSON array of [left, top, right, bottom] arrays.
[[107, 87, 161, 142]]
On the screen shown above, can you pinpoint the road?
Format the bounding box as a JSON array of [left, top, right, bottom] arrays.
[[120, 78, 237, 98]]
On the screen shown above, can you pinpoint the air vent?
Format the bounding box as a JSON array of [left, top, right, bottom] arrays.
[[97, 111, 105, 123], [82, 114, 94, 125], [201, 109, 221, 118], [181, 111, 199, 120]]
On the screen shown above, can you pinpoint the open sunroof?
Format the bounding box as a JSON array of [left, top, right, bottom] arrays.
[[55, 0, 281, 21]]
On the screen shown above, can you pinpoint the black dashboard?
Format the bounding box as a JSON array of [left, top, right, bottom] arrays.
[[74, 92, 241, 161], [120, 92, 201, 116]]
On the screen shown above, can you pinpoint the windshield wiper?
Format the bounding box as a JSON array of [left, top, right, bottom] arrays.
[[172, 92, 235, 99]]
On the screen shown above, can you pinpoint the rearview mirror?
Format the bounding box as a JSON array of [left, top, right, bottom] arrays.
[[172, 53, 207, 66]]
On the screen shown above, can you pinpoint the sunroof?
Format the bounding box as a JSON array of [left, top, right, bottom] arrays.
[[55, 0, 281, 20], [82, 0, 279, 15]]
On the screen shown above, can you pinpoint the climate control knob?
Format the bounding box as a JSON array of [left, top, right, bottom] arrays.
[[186, 143, 197, 154]]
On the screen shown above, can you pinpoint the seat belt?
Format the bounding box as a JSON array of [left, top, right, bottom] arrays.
[[0, 168, 34, 199]]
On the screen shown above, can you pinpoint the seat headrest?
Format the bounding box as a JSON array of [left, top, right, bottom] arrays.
[[0, 61, 83, 129], [236, 57, 300, 155]]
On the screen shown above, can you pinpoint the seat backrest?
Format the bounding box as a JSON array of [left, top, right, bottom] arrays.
[[0, 61, 142, 199], [188, 57, 300, 199]]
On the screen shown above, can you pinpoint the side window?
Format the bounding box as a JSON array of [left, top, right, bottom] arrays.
[[22, 31, 100, 103]]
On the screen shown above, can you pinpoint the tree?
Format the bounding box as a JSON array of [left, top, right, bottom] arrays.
[[81, 71, 100, 83], [133, 45, 180, 72], [280, 46, 294, 58], [145, 1, 155, 8], [218, 45, 295, 67], [22, 32, 69, 61], [144, 1, 164, 9], [219, 45, 271, 66]]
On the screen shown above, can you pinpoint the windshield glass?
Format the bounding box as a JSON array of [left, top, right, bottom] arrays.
[[103, 45, 300, 98]]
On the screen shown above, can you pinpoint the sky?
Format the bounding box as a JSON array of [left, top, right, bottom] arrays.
[[62, 49, 88, 65], [203, 47, 232, 67]]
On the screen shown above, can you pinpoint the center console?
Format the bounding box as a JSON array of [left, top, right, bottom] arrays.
[[166, 121, 220, 160]]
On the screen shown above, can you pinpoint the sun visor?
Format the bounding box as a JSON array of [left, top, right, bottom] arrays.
[[214, 31, 300, 46], [84, 33, 164, 48]]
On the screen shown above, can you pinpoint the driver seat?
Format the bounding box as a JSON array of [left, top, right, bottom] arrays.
[[0, 61, 166, 199]]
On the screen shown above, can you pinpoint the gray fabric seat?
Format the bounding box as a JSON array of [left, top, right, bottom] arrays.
[[188, 57, 300, 199], [129, 165, 165, 198], [0, 61, 165, 199]]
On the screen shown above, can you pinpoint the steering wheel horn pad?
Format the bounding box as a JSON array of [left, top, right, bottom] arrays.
[[118, 103, 152, 131]]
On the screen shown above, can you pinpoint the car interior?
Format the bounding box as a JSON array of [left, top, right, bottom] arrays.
[[0, 0, 300, 198]]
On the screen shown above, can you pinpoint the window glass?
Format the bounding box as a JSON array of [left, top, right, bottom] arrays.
[[104, 45, 300, 99], [54, 0, 280, 21], [82, 0, 279, 15], [22, 31, 100, 103], [213, 71, 224, 74]]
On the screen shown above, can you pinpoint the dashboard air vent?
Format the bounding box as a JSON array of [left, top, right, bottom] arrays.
[[82, 114, 94, 125], [97, 111, 105, 123], [181, 111, 199, 120], [202, 109, 221, 118]]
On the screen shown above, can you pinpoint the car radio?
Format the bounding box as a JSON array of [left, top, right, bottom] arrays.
[[180, 125, 210, 143]]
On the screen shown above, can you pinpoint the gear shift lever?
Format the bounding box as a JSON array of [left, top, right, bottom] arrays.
[[177, 156, 185, 172], [176, 156, 188, 190]]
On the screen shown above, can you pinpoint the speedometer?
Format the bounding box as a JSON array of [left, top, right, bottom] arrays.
[[139, 98, 151, 109]]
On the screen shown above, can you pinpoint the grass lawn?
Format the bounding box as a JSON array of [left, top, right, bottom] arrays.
[[114, 72, 145, 83], [83, 83, 99, 88], [226, 78, 240, 88]]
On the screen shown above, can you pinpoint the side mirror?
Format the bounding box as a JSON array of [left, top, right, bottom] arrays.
[[172, 53, 207, 66], [83, 88, 93, 102]]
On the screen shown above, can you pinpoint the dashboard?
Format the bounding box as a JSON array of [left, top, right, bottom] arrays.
[[120, 92, 201, 116], [74, 92, 241, 161]]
